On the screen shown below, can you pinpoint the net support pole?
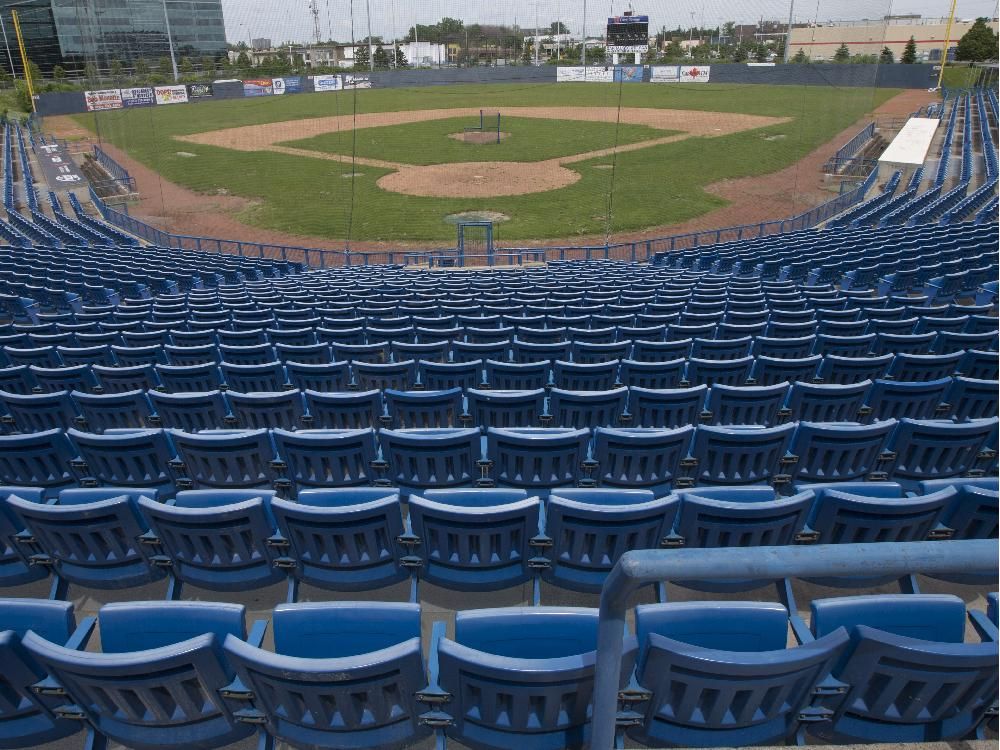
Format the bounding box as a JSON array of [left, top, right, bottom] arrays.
[[10, 10, 34, 111], [935, 0, 959, 91]]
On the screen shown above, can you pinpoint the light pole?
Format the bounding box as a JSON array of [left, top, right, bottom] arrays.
[[580, 0, 587, 65], [782, 0, 795, 63], [160, 0, 179, 82], [365, 0, 373, 71]]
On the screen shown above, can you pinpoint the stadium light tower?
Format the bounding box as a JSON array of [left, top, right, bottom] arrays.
[[782, 0, 795, 63], [160, 0, 179, 82]]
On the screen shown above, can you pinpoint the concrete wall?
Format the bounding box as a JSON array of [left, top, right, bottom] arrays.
[[789, 19, 999, 61]]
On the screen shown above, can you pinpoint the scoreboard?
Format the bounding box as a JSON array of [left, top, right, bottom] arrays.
[[606, 14, 649, 53]]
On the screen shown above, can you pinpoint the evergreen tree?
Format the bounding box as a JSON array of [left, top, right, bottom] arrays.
[[373, 45, 391, 70], [83, 62, 99, 83], [157, 56, 173, 78], [235, 52, 251, 69], [955, 18, 999, 62], [52, 64, 66, 80], [792, 48, 808, 63], [134, 58, 150, 77], [393, 47, 409, 68], [879, 46, 894, 64], [833, 43, 851, 62], [901, 36, 917, 64], [754, 44, 769, 62], [179, 57, 194, 76], [354, 44, 370, 70], [200, 55, 216, 75], [109, 59, 124, 81], [521, 40, 532, 64]]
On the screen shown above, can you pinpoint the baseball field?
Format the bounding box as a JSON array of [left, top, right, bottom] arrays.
[[73, 82, 901, 243]]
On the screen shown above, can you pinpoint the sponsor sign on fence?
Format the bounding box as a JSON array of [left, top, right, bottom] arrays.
[[614, 65, 646, 83], [120, 87, 154, 107], [342, 74, 372, 89], [272, 76, 303, 95], [154, 85, 189, 104], [650, 66, 681, 83], [312, 74, 342, 92], [679, 65, 711, 82], [186, 83, 214, 99], [556, 66, 615, 82], [243, 78, 274, 97], [84, 89, 123, 111]]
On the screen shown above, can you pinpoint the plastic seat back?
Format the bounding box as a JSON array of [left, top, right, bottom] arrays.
[[630, 339, 691, 362], [552, 360, 619, 391], [685, 356, 753, 387], [148, 390, 230, 432], [0, 429, 77, 494], [671, 488, 814, 552], [486, 427, 590, 490], [0, 487, 48, 585], [805, 485, 952, 545], [627, 385, 706, 428], [703, 383, 789, 426], [155, 363, 223, 393], [945, 377, 1000, 422], [785, 380, 871, 423], [227, 390, 305, 430], [485, 359, 549, 390], [30, 365, 98, 394], [220, 361, 286, 393], [593, 426, 694, 489], [378, 428, 481, 493], [816, 353, 894, 385], [93, 363, 159, 393], [619, 358, 686, 389], [74, 389, 152, 433], [170, 428, 277, 489], [0, 366, 35, 395], [547, 387, 627, 428], [69, 428, 176, 495], [272, 428, 378, 494], [385, 387, 463, 428], [572, 340, 630, 364], [284, 360, 350, 392], [466, 389, 544, 429], [789, 420, 897, 484], [752, 355, 822, 386], [219, 343, 276, 366], [885, 351, 964, 382], [691, 336, 752, 360], [275, 342, 330, 364], [865, 378, 950, 421], [353, 360, 416, 391], [0, 390, 78, 433], [419, 359, 483, 390], [690, 424, 796, 485], [884, 417, 998, 485]]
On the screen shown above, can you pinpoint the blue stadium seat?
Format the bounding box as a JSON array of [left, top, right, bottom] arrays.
[[751, 355, 822, 386], [933, 329, 998, 354], [0, 389, 77, 433], [6, 488, 164, 593], [685, 356, 753, 387], [93, 363, 159, 393], [618, 358, 686, 389], [272, 428, 379, 494], [57, 344, 115, 367], [865, 378, 951, 421], [353, 359, 417, 391], [155, 362, 223, 393], [630, 339, 691, 362], [512, 338, 571, 363], [688, 424, 796, 485], [945, 377, 1000, 421], [384, 387, 463, 428], [465, 389, 545, 428], [0, 366, 35, 395], [485, 359, 550, 390], [30, 364, 98, 394], [220, 361, 287, 392], [592, 426, 694, 490], [2, 345, 60, 369], [0, 598, 95, 747], [627, 602, 848, 747], [691, 336, 752, 360], [169, 428, 278, 490], [275, 342, 330, 364], [419, 359, 483, 390], [139, 489, 284, 596], [785, 380, 872, 422], [627, 385, 707, 428], [219, 342, 276, 366], [552, 360, 619, 391], [883, 417, 999, 487], [164, 343, 221, 366], [377, 428, 482, 493], [68, 428, 176, 495], [885, 351, 964, 382], [333, 341, 389, 363], [408, 489, 539, 591], [148, 389, 230, 432], [393, 339, 450, 363], [222, 602, 431, 750], [486, 427, 590, 491], [0, 429, 78, 495], [546, 387, 627, 428], [702, 383, 790, 426], [22, 601, 262, 750], [73, 389, 151, 433], [816, 353, 894, 384], [815, 333, 876, 359], [805, 595, 997, 742], [787, 420, 897, 484], [959, 349, 999, 380], [284, 360, 350, 391], [227, 390, 305, 429], [270, 488, 410, 593], [452, 339, 510, 363], [873, 331, 937, 355], [434, 607, 637, 750], [303, 389, 382, 429], [572, 340, 630, 363]]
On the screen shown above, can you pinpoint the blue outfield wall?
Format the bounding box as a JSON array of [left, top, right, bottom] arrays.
[[35, 63, 937, 117]]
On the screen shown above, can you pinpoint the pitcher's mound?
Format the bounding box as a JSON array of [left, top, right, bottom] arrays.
[[449, 131, 512, 144], [378, 161, 580, 197]]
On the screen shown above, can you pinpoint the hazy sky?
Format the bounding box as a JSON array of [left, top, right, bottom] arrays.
[[222, 0, 998, 45]]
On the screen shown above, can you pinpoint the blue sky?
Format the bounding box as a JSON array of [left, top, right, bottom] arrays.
[[223, 0, 998, 45]]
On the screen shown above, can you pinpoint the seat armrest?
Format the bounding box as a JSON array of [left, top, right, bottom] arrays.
[[247, 619, 268, 648], [63, 616, 97, 651]]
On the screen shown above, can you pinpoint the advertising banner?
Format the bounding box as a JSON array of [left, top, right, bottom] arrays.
[[120, 87, 154, 107], [154, 85, 188, 104], [272, 76, 302, 95], [186, 82, 214, 98], [311, 74, 342, 92], [342, 74, 372, 89], [243, 78, 274, 97], [650, 66, 681, 83], [614, 65, 645, 83], [84, 89, 123, 111], [679, 65, 711, 82], [556, 66, 615, 82]]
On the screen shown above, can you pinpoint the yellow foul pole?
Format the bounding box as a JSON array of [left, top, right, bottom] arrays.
[[935, 0, 959, 91], [10, 10, 35, 112]]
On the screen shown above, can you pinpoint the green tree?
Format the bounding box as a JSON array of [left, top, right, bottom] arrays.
[[521, 39, 532, 64], [754, 44, 769, 62], [157, 56, 173, 78], [901, 36, 917, 64], [235, 52, 251, 69], [83, 62, 98, 82], [134, 58, 150, 77], [393, 47, 409, 68], [13, 80, 31, 112], [879, 46, 894, 64], [663, 39, 683, 60], [354, 43, 370, 70], [179, 57, 194, 76], [109, 59, 124, 81], [200, 55, 216, 75], [51, 64, 66, 81], [955, 17, 999, 62], [0, 69, 12, 87], [548, 21, 569, 35], [792, 48, 808, 63], [833, 43, 850, 62], [643, 46, 660, 64]]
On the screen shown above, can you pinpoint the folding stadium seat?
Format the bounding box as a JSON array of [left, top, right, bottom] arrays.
[[814, 333, 874, 359], [752, 335, 816, 360], [944, 377, 1000, 422], [301, 389, 381, 430], [169, 428, 279, 490], [767, 320, 817, 339], [121, 329, 169, 347], [68, 427, 177, 496], [271, 428, 379, 495], [29, 363, 98, 394], [604, 355, 680, 390], [873, 331, 937, 356], [546, 387, 628, 428], [383, 387, 463, 429], [223, 602, 431, 749], [748, 355, 819, 387], [276, 359, 347, 393], [485, 359, 550, 390], [884, 350, 964, 382], [511, 338, 572, 364], [110, 344, 167, 367], [669, 323, 716, 341], [685, 356, 753, 387], [787, 420, 898, 484], [688, 424, 796, 486], [803, 595, 997, 743], [2, 345, 61, 369], [23, 601, 262, 750], [433, 606, 637, 749], [625, 602, 848, 748], [465, 326, 514, 345], [0, 604, 93, 748], [353, 360, 416, 391], [219, 361, 286, 393], [867, 315, 918, 335], [72, 389, 152, 433], [74, 330, 120, 347], [404, 488, 539, 592], [818, 318, 870, 338], [518, 326, 567, 346], [317, 327, 366, 347], [572, 340, 631, 364], [626, 385, 706, 429], [57, 344, 115, 367], [914, 314, 971, 335], [227, 390, 306, 430], [883, 417, 999, 487], [93, 363, 159, 393], [864, 377, 951, 421], [630, 338, 691, 362], [816, 353, 894, 385], [965, 314, 1000, 334], [163, 343, 220, 367], [933, 329, 999, 354], [552, 360, 619, 391], [486, 427, 590, 491], [331, 341, 387, 364], [465, 389, 545, 429], [419, 358, 483, 390], [919, 477, 999, 547], [148, 390, 230, 432], [783, 379, 870, 422], [392, 339, 450, 363], [690, 336, 753, 361], [153, 362, 222, 393], [0, 390, 77, 433], [0, 429, 79, 495], [958, 349, 999, 380], [219, 342, 276, 366], [274, 342, 330, 365], [377, 427, 483, 494], [217, 328, 268, 347], [5, 488, 164, 594], [592, 426, 694, 490], [0, 365, 35, 395]]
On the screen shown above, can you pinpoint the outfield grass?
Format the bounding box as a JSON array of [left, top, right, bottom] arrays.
[[280, 116, 672, 165], [77, 82, 899, 242]]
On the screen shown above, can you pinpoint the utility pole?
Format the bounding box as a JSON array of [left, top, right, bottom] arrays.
[[160, 0, 179, 82], [581, 0, 587, 65], [365, 0, 373, 71], [782, 0, 795, 63], [534, 2, 539, 65]]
